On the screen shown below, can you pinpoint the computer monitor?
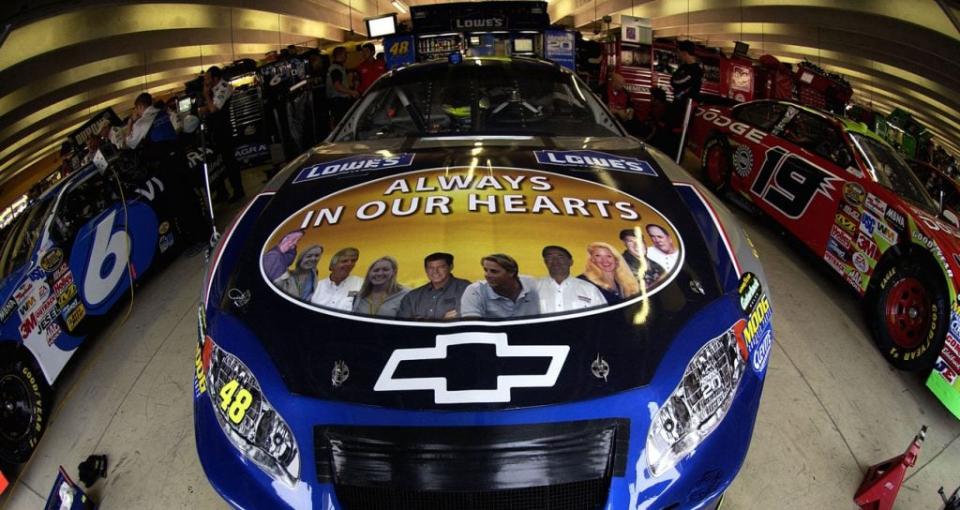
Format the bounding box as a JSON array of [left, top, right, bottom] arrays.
[[177, 97, 192, 114], [366, 14, 397, 38], [733, 41, 749, 57]]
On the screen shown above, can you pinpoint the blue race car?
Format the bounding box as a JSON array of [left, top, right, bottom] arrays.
[[1, 153, 189, 462], [195, 57, 774, 509]]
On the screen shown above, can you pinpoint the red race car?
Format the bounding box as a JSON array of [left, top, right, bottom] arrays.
[[687, 99, 960, 419]]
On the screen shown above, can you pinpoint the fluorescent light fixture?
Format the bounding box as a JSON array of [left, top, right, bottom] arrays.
[[391, 0, 408, 14]]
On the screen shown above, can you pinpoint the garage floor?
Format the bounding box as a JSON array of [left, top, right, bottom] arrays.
[[2, 158, 959, 510]]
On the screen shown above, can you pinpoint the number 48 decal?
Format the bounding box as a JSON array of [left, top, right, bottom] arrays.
[[750, 147, 841, 218], [219, 379, 254, 424]]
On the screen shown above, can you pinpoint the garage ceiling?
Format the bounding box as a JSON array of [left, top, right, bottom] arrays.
[[1, 0, 958, 202]]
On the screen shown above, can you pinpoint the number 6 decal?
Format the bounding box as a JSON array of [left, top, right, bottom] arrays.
[[83, 210, 130, 307]]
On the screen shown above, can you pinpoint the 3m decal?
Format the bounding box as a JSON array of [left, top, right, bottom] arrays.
[[855, 233, 879, 261], [834, 213, 857, 236], [750, 147, 840, 219], [732, 146, 753, 177], [375, 332, 569, 403], [842, 182, 865, 207], [82, 210, 131, 307], [738, 272, 762, 314], [293, 154, 415, 183], [19, 296, 57, 340], [534, 150, 658, 176], [864, 193, 887, 217], [40, 248, 64, 272]]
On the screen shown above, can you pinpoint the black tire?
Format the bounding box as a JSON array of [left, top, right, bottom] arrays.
[[700, 136, 731, 194], [868, 257, 949, 371], [0, 355, 50, 464]]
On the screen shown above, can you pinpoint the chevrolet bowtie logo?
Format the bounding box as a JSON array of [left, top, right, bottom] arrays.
[[374, 332, 569, 404]]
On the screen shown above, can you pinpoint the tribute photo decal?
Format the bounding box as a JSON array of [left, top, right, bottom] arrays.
[[262, 167, 684, 323]]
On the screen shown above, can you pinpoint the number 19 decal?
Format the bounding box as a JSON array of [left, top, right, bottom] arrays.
[[750, 147, 841, 219]]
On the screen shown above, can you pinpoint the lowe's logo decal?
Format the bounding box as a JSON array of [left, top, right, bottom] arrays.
[[534, 150, 658, 176], [374, 332, 569, 404], [294, 154, 415, 183]]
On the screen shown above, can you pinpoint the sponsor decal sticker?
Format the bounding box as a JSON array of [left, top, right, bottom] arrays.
[[824, 251, 846, 274], [856, 233, 879, 261], [843, 265, 863, 290], [875, 221, 898, 245], [696, 108, 769, 144], [751, 329, 773, 373], [852, 252, 870, 273], [293, 154, 415, 183], [860, 212, 877, 236], [40, 247, 64, 272], [835, 213, 857, 235], [743, 295, 772, 352], [912, 229, 935, 250], [732, 146, 753, 177], [939, 333, 960, 378], [738, 272, 762, 314], [830, 224, 853, 249], [52, 263, 70, 281], [375, 332, 569, 403], [841, 203, 862, 222], [57, 284, 78, 309], [884, 207, 906, 233], [826, 238, 849, 260], [63, 300, 86, 332], [842, 182, 865, 206], [534, 150, 658, 176], [0, 298, 16, 323], [864, 193, 887, 217], [936, 357, 958, 384]]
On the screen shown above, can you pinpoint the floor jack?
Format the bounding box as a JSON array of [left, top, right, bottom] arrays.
[[853, 425, 926, 510]]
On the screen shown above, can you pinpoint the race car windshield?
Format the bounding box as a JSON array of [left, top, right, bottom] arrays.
[[851, 134, 937, 212], [0, 198, 54, 280], [335, 59, 622, 141]]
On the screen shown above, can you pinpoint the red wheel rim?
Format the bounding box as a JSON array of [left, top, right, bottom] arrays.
[[884, 277, 930, 349], [705, 145, 727, 187]]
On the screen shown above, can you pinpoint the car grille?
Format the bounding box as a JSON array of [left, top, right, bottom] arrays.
[[315, 419, 629, 510]]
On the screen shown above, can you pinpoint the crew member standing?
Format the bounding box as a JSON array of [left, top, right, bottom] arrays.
[[327, 47, 359, 127], [355, 43, 385, 95], [199, 66, 245, 203], [668, 40, 703, 159]]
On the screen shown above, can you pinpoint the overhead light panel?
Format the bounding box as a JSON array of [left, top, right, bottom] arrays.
[[391, 0, 408, 14]]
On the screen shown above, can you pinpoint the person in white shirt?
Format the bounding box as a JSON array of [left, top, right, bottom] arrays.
[[645, 224, 680, 273], [537, 246, 607, 313], [310, 247, 362, 310]]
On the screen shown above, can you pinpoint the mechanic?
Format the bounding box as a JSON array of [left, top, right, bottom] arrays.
[[671, 40, 703, 104], [199, 66, 245, 203], [645, 224, 680, 272], [352, 256, 409, 317], [607, 73, 636, 130], [354, 42, 385, 95], [536, 245, 607, 312], [263, 230, 305, 282], [327, 47, 359, 127], [396, 252, 471, 320], [273, 244, 323, 302], [578, 242, 640, 304], [619, 228, 665, 287], [460, 254, 539, 319], [310, 247, 363, 311]]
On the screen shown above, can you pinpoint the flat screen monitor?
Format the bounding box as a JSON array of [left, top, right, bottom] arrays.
[[513, 38, 534, 53], [366, 14, 397, 38], [733, 41, 749, 57], [177, 97, 192, 113]]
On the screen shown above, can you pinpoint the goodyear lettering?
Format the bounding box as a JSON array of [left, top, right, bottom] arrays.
[[294, 154, 415, 183], [535, 150, 658, 176]]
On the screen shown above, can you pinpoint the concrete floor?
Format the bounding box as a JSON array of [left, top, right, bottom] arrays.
[[1, 161, 959, 510]]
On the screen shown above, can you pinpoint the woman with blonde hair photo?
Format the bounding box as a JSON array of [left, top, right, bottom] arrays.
[[578, 241, 641, 304], [273, 244, 323, 301], [353, 256, 409, 317]]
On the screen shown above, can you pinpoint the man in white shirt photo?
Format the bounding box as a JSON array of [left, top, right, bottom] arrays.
[[537, 245, 607, 313], [310, 247, 362, 311], [645, 224, 680, 273]]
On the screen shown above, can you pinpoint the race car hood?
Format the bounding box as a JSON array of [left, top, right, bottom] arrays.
[[214, 139, 733, 410]]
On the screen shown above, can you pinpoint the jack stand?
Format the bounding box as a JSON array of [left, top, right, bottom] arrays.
[[854, 425, 927, 510], [941, 484, 960, 510]]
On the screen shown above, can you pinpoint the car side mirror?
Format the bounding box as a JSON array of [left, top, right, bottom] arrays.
[[942, 209, 959, 229]]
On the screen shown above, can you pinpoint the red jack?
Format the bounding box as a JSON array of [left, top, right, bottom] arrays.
[[854, 425, 927, 510]]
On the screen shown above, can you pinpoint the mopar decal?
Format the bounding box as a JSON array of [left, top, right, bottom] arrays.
[[750, 147, 840, 219], [374, 332, 569, 403], [534, 150, 658, 176], [293, 154, 415, 183]]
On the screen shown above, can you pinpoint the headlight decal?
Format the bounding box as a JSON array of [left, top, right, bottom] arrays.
[[203, 336, 301, 487], [646, 322, 749, 477]]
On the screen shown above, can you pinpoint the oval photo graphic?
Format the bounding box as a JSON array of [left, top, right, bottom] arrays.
[[262, 167, 684, 324]]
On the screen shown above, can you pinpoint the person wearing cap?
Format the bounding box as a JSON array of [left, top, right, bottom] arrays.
[[671, 40, 703, 104], [460, 254, 540, 319], [397, 252, 470, 320], [537, 246, 607, 313]]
